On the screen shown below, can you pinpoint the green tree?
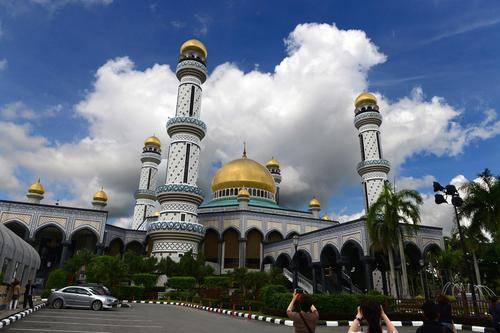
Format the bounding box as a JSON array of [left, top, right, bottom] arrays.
[[63, 249, 95, 281], [366, 182, 423, 298], [461, 168, 500, 242], [123, 250, 157, 275], [231, 267, 249, 295], [46, 268, 69, 290], [86, 256, 127, 288]]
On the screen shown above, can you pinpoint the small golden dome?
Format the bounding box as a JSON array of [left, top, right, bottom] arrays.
[[180, 39, 207, 58], [322, 214, 332, 221], [93, 188, 108, 202], [211, 155, 276, 194], [154, 211, 160, 217], [266, 157, 280, 169], [237, 187, 250, 199], [309, 197, 321, 208], [355, 92, 377, 108], [28, 179, 45, 195], [144, 135, 161, 148]]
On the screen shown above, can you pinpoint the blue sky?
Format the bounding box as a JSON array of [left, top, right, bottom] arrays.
[[0, 0, 499, 232]]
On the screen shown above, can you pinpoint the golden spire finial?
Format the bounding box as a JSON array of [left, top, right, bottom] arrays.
[[242, 142, 247, 158]]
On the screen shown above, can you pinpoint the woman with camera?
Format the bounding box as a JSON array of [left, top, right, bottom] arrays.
[[348, 300, 398, 333], [287, 289, 319, 333]]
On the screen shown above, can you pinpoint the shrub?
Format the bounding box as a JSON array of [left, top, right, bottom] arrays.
[[167, 290, 195, 301], [113, 285, 145, 300], [259, 284, 288, 304], [168, 276, 196, 290], [86, 256, 127, 288], [132, 273, 158, 291], [204, 276, 230, 289], [263, 292, 292, 311], [46, 268, 69, 290]]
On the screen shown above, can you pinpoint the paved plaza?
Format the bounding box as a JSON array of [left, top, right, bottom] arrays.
[[1, 303, 422, 333]]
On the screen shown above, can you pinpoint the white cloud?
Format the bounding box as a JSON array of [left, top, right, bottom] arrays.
[[397, 175, 436, 191], [0, 23, 499, 228]]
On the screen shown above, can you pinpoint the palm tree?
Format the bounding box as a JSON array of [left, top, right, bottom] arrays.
[[367, 182, 423, 298], [461, 168, 500, 242]]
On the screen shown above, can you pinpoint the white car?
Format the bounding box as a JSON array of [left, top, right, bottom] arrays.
[[48, 286, 118, 311]]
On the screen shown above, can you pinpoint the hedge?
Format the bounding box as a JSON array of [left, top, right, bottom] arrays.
[[168, 276, 196, 290], [113, 285, 145, 300], [259, 284, 288, 305], [203, 276, 230, 289], [131, 273, 158, 290]]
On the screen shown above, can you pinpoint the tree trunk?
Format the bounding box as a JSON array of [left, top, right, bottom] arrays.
[[472, 251, 481, 286], [397, 231, 409, 298], [387, 246, 398, 297]]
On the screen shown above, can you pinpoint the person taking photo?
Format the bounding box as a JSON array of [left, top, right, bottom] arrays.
[[287, 290, 319, 333]]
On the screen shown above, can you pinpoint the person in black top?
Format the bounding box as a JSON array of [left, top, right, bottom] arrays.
[[437, 294, 455, 333], [417, 301, 453, 333], [489, 296, 500, 333], [23, 280, 35, 309]]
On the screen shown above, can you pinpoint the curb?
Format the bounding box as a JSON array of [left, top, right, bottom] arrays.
[[0, 302, 47, 329], [122, 301, 495, 332]]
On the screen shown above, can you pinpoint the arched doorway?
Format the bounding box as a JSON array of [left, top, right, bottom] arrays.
[[320, 244, 341, 292], [71, 228, 97, 254], [266, 230, 284, 244], [203, 229, 219, 264], [423, 243, 443, 297], [245, 229, 263, 269], [223, 228, 240, 269], [106, 238, 124, 257], [125, 241, 144, 255], [261, 256, 275, 271], [34, 225, 64, 284], [286, 231, 299, 239], [275, 253, 292, 270], [341, 241, 366, 292], [405, 242, 423, 297], [292, 249, 313, 280], [4, 221, 30, 241]]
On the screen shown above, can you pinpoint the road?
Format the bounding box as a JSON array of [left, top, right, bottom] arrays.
[[2, 303, 419, 333]]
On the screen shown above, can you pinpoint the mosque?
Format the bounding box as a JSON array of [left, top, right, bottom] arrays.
[[0, 39, 444, 297]]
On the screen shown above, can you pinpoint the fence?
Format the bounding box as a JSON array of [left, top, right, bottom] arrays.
[[392, 298, 491, 317]]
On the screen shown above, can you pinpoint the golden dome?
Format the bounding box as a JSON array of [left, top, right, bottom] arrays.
[[211, 156, 276, 194], [266, 157, 280, 169], [180, 39, 207, 58], [237, 187, 250, 199], [144, 135, 161, 148], [154, 211, 160, 217], [355, 92, 377, 108], [28, 179, 45, 195], [322, 214, 332, 221], [309, 197, 321, 208], [93, 188, 108, 202]]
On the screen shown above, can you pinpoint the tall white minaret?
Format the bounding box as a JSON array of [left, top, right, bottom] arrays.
[[354, 93, 390, 212], [266, 157, 281, 204], [132, 136, 162, 230], [147, 39, 207, 261]]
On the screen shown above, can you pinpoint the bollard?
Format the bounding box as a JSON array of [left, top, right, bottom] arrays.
[[248, 305, 252, 320]]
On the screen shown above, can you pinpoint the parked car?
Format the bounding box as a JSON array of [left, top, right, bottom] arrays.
[[48, 286, 118, 311], [76, 282, 111, 296]]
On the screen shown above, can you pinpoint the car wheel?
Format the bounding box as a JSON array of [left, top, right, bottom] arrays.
[[92, 300, 103, 311], [52, 299, 63, 309]]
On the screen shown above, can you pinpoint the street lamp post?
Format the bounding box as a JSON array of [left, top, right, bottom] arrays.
[[433, 182, 479, 314], [292, 235, 299, 290]]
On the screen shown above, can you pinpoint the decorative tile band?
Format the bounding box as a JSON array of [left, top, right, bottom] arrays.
[[156, 184, 204, 196], [147, 221, 205, 235]]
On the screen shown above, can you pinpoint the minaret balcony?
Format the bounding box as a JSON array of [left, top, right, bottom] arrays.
[[356, 159, 391, 176], [354, 111, 382, 129], [166, 116, 207, 139], [156, 183, 204, 205], [176, 59, 207, 83], [140, 151, 162, 164]]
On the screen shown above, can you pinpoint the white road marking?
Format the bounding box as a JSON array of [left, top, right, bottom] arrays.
[[10, 329, 110, 333], [30, 315, 150, 322], [23, 320, 162, 328]]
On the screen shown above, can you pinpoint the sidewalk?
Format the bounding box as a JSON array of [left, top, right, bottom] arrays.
[[0, 300, 46, 328]]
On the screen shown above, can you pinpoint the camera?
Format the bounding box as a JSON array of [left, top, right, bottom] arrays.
[[294, 288, 303, 294]]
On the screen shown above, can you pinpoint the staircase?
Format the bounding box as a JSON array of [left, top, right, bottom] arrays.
[[283, 268, 314, 294], [340, 271, 362, 294]]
